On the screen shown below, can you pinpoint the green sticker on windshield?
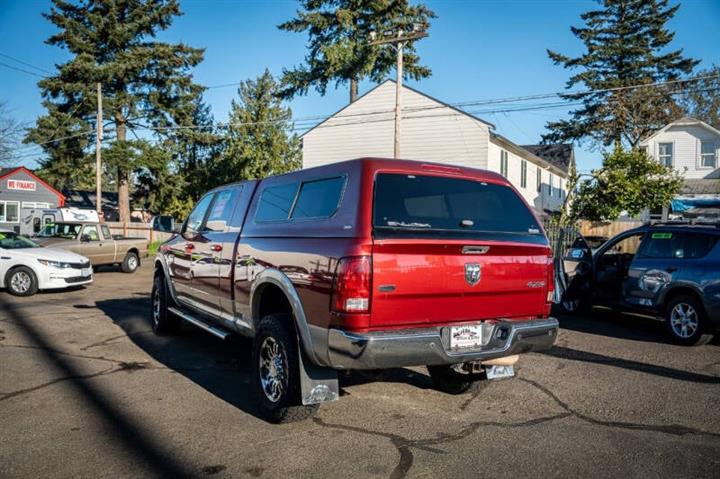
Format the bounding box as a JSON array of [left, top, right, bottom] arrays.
[[651, 232, 672, 240], [0, 233, 5, 240]]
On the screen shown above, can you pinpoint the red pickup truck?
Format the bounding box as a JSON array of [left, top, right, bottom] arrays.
[[152, 158, 558, 422]]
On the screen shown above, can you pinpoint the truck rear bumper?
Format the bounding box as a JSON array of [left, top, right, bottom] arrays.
[[326, 318, 559, 370]]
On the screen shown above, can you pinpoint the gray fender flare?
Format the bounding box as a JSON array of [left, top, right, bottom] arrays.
[[153, 255, 180, 304], [250, 268, 323, 366]]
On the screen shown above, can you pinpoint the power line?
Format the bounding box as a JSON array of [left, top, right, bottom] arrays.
[[0, 61, 46, 78], [0, 52, 53, 75]]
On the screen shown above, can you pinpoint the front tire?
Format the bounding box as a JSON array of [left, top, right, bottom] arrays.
[[5, 267, 39, 297], [664, 295, 713, 346], [251, 314, 318, 423], [121, 252, 139, 273], [150, 274, 179, 335], [427, 364, 476, 394]]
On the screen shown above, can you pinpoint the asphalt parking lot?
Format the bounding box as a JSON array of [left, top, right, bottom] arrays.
[[1, 264, 719, 478]]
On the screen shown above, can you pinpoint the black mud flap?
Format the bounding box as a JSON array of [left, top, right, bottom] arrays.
[[298, 349, 339, 405]]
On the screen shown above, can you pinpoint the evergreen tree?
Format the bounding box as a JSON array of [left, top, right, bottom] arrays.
[[213, 70, 300, 187], [279, 0, 435, 102], [680, 65, 720, 129], [544, 0, 698, 148], [25, 0, 204, 222]]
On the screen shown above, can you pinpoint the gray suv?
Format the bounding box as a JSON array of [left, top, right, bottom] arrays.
[[560, 224, 720, 346]]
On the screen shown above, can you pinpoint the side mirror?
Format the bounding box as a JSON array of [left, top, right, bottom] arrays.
[[152, 215, 176, 233]]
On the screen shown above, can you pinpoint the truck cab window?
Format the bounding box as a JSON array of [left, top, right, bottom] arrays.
[[185, 194, 214, 234]]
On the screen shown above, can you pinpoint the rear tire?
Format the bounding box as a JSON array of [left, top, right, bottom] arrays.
[[150, 274, 179, 335], [664, 295, 713, 346], [251, 314, 318, 423], [5, 267, 39, 297], [121, 252, 139, 273], [427, 364, 476, 395]]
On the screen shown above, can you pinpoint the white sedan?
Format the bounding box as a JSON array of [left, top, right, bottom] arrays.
[[0, 229, 93, 296]]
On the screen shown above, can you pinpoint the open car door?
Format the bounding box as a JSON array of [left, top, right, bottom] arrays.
[[554, 233, 592, 311]]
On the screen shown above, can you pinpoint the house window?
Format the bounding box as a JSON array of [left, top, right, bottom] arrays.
[[520, 160, 527, 188], [700, 141, 716, 168], [0, 201, 20, 222], [500, 150, 508, 177], [549, 173, 554, 197], [658, 143, 673, 167], [536, 168, 542, 192]]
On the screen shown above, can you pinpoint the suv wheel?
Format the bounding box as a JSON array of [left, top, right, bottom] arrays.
[[5, 267, 38, 297], [664, 295, 713, 346], [427, 364, 476, 394], [252, 314, 318, 423], [150, 275, 179, 334], [121, 252, 139, 273]]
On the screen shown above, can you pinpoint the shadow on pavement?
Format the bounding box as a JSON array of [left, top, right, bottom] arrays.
[[0, 297, 194, 478], [555, 307, 675, 344], [542, 346, 720, 384], [94, 297, 433, 419]]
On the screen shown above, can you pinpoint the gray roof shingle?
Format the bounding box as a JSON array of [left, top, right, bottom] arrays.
[[520, 144, 574, 174]]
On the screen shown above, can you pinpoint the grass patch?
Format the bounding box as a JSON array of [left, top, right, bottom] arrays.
[[148, 240, 162, 256]]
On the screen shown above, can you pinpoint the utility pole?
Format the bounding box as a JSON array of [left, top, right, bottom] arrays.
[[369, 24, 428, 159], [95, 83, 103, 216]]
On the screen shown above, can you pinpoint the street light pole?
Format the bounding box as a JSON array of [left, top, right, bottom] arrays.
[[369, 25, 428, 159]]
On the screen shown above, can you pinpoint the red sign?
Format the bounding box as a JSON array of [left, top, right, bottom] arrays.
[[7, 179, 36, 191]]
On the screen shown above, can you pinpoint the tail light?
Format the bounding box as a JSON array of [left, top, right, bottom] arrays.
[[546, 252, 555, 303], [332, 256, 371, 313]]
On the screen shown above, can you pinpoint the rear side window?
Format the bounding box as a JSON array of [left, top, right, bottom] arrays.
[[373, 174, 541, 235], [255, 183, 299, 222], [292, 177, 345, 219], [680, 233, 717, 259]]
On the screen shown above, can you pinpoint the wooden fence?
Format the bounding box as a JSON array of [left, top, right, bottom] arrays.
[[105, 222, 174, 243], [577, 219, 644, 238]]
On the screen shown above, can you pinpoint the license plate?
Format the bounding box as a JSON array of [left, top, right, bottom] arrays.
[[81, 268, 91, 277], [450, 325, 483, 350], [486, 365, 515, 380]]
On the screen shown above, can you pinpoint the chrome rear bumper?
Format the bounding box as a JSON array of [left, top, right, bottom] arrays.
[[326, 318, 559, 370]]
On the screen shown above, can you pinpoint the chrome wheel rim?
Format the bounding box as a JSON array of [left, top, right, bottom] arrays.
[[152, 287, 161, 326], [127, 256, 138, 271], [259, 337, 287, 403], [10, 272, 31, 293], [670, 303, 698, 338]]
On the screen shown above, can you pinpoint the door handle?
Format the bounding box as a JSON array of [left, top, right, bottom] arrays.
[[211, 244, 223, 252]]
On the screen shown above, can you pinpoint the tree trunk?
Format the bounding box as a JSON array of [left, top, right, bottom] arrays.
[[115, 111, 130, 224], [350, 78, 358, 103]]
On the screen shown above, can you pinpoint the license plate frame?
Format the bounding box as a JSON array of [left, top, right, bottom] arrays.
[[449, 324, 484, 350]]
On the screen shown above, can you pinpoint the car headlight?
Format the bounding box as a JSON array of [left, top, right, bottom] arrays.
[[37, 259, 73, 269]]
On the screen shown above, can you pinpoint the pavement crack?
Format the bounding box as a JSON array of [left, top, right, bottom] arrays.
[[80, 331, 154, 351], [519, 377, 720, 438], [313, 410, 570, 479], [0, 365, 119, 402], [0, 343, 127, 365]]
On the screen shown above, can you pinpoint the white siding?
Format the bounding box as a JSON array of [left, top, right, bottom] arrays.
[[488, 140, 566, 212], [302, 81, 490, 170], [644, 124, 720, 179]]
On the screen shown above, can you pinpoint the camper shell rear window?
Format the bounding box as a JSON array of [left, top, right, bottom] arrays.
[[373, 173, 544, 241]]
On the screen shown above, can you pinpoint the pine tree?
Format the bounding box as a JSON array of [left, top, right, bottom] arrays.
[[544, 0, 698, 148], [278, 0, 435, 103], [681, 65, 720, 129], [213, 70, 300, 186], [25, 0, 204, 222]]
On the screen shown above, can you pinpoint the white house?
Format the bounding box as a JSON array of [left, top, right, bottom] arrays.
[[301, 80, 573, 215], [640, 117, 720, 219]]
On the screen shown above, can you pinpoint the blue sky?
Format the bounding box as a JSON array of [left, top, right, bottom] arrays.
[[1, 0, 719, 172]]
